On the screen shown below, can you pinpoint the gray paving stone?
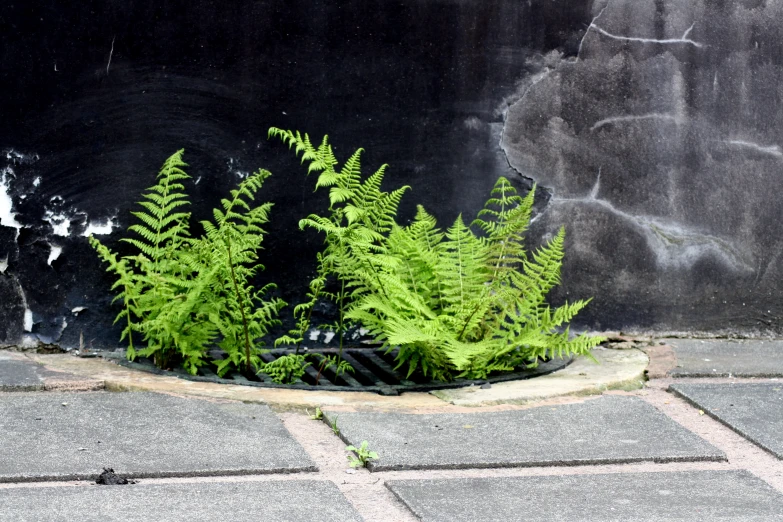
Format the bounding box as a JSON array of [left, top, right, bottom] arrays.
[[386, 470, 783, 522], [0, 351, 100, 391], [0, 351, 46, 390], [0, 391, 316, 482], [0, 480, 362, 522], [669, 339, 783, 377], [670, 382, 783, 458], [326, 396, 725, 471]]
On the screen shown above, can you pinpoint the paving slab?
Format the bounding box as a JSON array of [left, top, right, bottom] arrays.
[[326, 396, 724, 471], [0, 480, 362, 522], [668, 339, 783, 377], [0, 391, 316, 482], [386, 470, 783, 522], [670, 382, 783, 458], [0, 351, 103, 391]]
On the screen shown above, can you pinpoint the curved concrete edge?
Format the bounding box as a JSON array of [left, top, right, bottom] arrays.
[[430, 347, 648, 406], [23, 353, 446, 411], [24, 347, 647, 411]]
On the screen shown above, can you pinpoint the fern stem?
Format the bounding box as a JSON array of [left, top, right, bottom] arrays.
[[337, 278, 345, 364], [226, 241, 253, 376]]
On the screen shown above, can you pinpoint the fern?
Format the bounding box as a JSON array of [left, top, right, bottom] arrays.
[[259, 354, 310, 384], [270, 129, 603, 382], [191, 169, 286, 377], [269, 127, 408, 368], [91, 151, 285, 376], [346, 176, 605, 381]]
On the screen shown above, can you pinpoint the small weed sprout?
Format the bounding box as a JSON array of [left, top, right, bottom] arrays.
[[312, 354, 355, 385], [346, 440, 378, 468], [330, 415, 340, 435], [308, 407, 324, 420]]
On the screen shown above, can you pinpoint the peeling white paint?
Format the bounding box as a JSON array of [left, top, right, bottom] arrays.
[[82, 216, 118, 236], [0, 255, 7, 273], [227, 158, 249, 179], [5, 150, 39, 164], [71, 306, 86, 315], [33, 176, 41, 187], [47, 244, 62, 265], [0, 167, 23, 233], [44, 209, 70, 236], [323, 331, 336, 344], [463, 116, 483, 130], [20, 335, 38, 349], [308, 329, 321, 341], [23, 308, 33, 332]]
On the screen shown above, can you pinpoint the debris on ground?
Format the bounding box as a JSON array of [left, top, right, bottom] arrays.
[[95, 468, 136, 485]]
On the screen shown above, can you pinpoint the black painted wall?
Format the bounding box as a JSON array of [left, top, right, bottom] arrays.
[[0, 0, 780, 349]]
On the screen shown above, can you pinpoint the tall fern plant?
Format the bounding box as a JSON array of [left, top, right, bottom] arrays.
[[268, 127, 604, 382], [347, 178, 605, 381], [90, 151, 284, 376], [269, 128, 409, 363]]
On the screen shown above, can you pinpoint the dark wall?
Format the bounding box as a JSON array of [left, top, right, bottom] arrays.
[[0, 0, 779, 348]]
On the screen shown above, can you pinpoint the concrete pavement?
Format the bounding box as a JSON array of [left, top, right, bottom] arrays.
[[2, 340, 783, 521]]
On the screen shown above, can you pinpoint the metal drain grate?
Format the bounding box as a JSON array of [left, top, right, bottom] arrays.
[[112, 348, 573, 396]]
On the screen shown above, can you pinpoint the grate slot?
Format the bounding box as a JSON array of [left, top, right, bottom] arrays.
[[354, 351, 408, 385], [339, 353, 384, 386]]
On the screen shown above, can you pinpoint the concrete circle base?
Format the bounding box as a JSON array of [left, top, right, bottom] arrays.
[[23, 347, 648, 411]]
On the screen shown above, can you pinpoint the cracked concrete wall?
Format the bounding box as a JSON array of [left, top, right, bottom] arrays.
[[0, 0, 780, 348], [502, 0, 783, 334]]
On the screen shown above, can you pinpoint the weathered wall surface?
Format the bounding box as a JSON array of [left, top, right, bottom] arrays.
[[0, 0, 780, 348], [503, 0, 783, 334]]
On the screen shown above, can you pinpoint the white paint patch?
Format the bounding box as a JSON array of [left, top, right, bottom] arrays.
[[44, 209, 70, 236], [23, 308, 33, 332], [0, 255, 7, 273], [0, 167, 23, 232], [227, 158, 249, 179], [71, 306, 86, 315], [82, 216, 118, 236], [323, 331, 336, 344], [5, 149, 39, 164], [463, 116, 483, 130], [20, 335, 38, 349], [33, 177, 41, 187], [47, 244, 62, 265], [308, 329, 321, 341]]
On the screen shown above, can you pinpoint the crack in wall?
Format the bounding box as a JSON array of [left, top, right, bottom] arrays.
[[498, 68, 554, 188], [577, 2, 610, 60], [725, 140, 783, 159], [592, 21, 704, 48], [552, 173, 753, 272], [591, 113, 679, 132]]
